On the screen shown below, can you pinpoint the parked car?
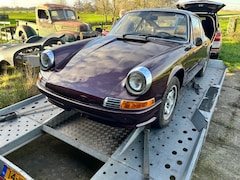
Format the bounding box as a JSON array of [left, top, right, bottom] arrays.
[[177, 0, 225, 58], [0, 34, 65, 72], [37, 8, 211, 128]]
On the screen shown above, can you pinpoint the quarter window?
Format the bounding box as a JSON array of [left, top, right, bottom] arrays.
[[191, 16, 203, 41]]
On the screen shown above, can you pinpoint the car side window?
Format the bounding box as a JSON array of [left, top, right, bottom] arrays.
[[191, 16, 204, 42], [38, 9, 48, 19]]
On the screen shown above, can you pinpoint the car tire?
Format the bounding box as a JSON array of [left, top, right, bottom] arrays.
[[210, 53, 218, 59], [153, 76, 180, 128]]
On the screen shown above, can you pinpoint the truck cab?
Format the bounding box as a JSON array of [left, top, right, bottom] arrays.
[[16, 4, 98, 42]]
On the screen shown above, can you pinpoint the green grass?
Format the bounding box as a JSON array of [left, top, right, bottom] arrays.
[[0, 67, 39, 109], [218, 10, 240, 16], [219, 39, 240, 71], [0, 10, 35, 25], [0, 10, 112, 28], [78, 13, 112, 24], [78, 13, 113, 30], [218, 12, 240, 72]]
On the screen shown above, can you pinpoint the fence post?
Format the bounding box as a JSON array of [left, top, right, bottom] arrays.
[[227, 17, 238, 34]]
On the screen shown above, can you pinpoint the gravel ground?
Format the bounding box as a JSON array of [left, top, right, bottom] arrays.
[[5, 70, 240, 180]]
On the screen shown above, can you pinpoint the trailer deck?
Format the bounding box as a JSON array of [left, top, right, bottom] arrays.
[[0, 60, 226, 180]]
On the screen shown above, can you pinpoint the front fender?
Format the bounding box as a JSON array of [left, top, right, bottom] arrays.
[[167, 65, 184, 87], [15, 25, 37, 40], [0, 44, 17, 66]]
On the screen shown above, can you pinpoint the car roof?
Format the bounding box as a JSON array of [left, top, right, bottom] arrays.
[[127, 8, 197, 16], [36, 4, 74, 11]]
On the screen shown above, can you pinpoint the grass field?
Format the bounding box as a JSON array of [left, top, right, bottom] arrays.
[[218, 11, 240, 71], [0, 10, 112, 28], [0, 10, 240, 108], [0, 67, 39, 108]]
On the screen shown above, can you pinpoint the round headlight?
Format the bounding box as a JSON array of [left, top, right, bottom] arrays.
[[126, 67, 152, 95], [40, 50, 54, 70], [128, 72, 146, 92]]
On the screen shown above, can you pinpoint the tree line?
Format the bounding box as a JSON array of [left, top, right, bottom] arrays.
[[74, 0, 178, 22], [0, 0, 178, 23]]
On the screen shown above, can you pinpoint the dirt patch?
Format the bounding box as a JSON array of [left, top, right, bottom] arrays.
[[193, 70, 240, 179]]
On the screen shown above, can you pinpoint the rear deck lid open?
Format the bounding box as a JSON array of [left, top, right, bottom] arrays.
[[176, 0, 225, 13]]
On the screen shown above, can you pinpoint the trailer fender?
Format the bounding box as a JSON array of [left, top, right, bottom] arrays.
[[15, 25, 37, 42]]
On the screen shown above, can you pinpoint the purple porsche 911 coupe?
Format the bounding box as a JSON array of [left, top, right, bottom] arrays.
[[37, 8, 210, 128]]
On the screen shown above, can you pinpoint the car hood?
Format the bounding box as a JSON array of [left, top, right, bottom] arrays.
[[176, 0, 225, 13], [54, 21, 91, 32], [54, 20, 81, 27], [46, 36, 181, 100]]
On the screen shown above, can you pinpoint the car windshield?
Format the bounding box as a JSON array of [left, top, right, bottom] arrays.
[[109, 11, 188, 41], [50, 9, 77, 21]]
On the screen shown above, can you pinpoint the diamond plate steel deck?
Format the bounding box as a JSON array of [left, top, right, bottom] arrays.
[[43, 112, 132, 162]]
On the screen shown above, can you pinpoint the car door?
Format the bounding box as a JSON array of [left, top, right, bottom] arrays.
[[37, 9, 56, 36], [183, 15, 208, 83]]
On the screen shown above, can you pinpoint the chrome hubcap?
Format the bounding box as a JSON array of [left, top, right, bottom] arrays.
[[163, 85, 177, 120]]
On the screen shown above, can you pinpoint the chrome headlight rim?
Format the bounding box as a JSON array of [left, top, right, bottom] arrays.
[[40, 49, 55, 71], [126, 67, 152, 95]]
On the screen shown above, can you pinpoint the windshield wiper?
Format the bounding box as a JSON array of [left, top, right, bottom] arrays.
[[122, 33, 138, 38], [163, 35, 186, 41], [118, 33, 149, 41], [138, 33, 186, 41]]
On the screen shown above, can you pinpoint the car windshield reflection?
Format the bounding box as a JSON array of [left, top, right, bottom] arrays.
[[110, 11, 188, 42], [50, 9, 77, 21]]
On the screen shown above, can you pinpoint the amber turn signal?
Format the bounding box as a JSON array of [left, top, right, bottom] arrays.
[[120, 98, 155, 110]]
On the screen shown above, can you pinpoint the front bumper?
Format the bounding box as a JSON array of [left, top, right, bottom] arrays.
[[37, 81, 161, 128]]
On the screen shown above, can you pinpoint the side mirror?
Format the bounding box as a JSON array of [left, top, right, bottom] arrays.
[[195, 37, 203, 46]]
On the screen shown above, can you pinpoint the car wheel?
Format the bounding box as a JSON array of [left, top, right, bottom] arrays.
[[153, 76, 180, 128], [210, 53, 218, 59]]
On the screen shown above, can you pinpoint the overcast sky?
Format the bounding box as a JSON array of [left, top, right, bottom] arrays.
[[0, 0, 239, 10]]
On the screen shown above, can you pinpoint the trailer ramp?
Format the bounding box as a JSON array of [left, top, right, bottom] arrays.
[[0, 60, 226, 180], [92, 60, 226, 180]]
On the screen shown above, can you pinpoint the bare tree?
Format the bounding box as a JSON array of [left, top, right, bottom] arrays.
[[95, 0, 111, 23], [94, 0, 179, 24], [74, 0, 83, 13]]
